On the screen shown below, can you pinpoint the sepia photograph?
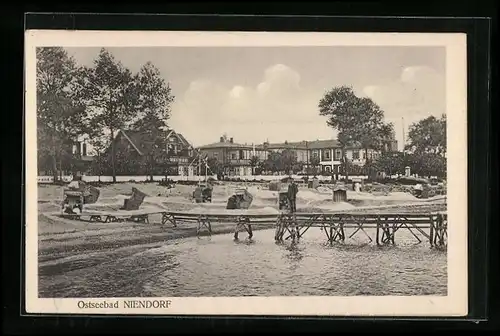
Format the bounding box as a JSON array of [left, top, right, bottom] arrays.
[[24, 30, 468, 316]]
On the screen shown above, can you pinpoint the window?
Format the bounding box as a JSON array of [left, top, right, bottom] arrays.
[[325, 166, 331, 173], [231, 153, 237, 160], [213, 153, 218, 159], [335, 149, 342, 160], [352, 151, 359, 160], [324, 150, 330, 160]]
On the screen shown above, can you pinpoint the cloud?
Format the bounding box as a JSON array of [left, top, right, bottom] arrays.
[[360, 65, 446, 150], [169, 64, 445, 149], [169, 64, 333, 147]]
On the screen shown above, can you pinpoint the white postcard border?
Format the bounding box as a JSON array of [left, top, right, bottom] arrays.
[[24, 30, 468, 316]]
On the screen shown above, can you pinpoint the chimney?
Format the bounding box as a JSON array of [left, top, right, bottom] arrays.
[[230, 137, 234, 143], [220, 136, 224, 143], [82, 143, 87, 156]]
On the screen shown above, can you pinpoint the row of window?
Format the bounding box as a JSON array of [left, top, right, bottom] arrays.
[[311, 150, 381, 161], [208, 149, 382, 162]]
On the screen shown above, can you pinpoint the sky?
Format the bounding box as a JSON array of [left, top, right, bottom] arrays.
[[65, 46, 446, 150]]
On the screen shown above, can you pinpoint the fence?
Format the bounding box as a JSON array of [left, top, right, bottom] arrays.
[[37, 174, 374, 184]]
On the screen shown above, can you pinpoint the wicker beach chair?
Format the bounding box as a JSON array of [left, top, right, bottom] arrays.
[[120, 187, 147, 211]]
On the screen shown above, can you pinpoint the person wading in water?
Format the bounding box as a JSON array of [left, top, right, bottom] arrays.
[[287, 178, 298, 213]]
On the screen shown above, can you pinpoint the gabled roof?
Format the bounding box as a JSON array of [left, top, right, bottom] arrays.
[[115, 128, 192, 156], [165, 129, 190, 147], [119, 130, 144, 155]]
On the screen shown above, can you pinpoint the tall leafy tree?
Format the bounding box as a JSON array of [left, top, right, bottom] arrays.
[[207, 157, 224, 176], [131, 62, 176, 180], [372, 151, 406, 177], [36, 47, 87, 182], [133, 62, 175, 131], [78, 48, 141, 182], [87, 133, 110, 181], [249, 156, 260, 175], [263, 152, 282, 174], [405, 114, 447, 156], [309, 155, 320, 177], [318, 86, 366, 180], [280, 149, 298, 175], [319, 86, 394, 179]]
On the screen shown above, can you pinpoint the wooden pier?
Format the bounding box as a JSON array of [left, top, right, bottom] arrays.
[[54, 208, 447, 249]]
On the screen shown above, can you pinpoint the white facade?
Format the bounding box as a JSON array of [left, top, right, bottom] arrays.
[[311, 148, 343, 173], [344, 148, 381, 166]]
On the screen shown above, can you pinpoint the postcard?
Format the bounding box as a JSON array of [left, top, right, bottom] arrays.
[[24, 29, 467, 316]]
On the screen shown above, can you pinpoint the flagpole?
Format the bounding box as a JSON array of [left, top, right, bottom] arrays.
[[401, 117, 405, 155]]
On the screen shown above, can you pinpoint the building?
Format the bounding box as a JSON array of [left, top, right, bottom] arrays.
[[101, 128, 197, 176], [37, 139, 94, 177], [260, 139, 343, 174], [197, 135, 398, 177], [308, 139, 344, 174], [343, 139, 399, 167], [198, 135, 268, 176]]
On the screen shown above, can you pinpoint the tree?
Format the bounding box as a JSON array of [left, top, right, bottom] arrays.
[[87, 134, 109, 182], [78, 48, 141, 182], [357, 98, 385, 148], [126, 62, 176, 181], [263, 152, 282, 174], [309, 155, 320, 177], [318, 86, 394, 180], [280, 149, 298, 175], [411, 152, 447, 178], [134, 62, 175, 129], [207, 157, 223, 176], [318, 86, 364, 180], [405, 114, 447, 156], [36, 47, 88, 182], [372, 151, 406, 177], [249, 156, 260, 175], [144, 137, 170, 181]]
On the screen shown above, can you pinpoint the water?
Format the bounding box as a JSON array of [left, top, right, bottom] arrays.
[[39, 228, 447, 298]]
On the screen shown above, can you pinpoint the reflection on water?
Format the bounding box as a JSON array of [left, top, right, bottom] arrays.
[[39, 228, 447, 298]]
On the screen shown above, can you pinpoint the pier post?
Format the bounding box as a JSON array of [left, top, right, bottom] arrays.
[[376, 215, 381, 245], [197, 215, 212, 238], [429, 215, 434, 247], [234, 216, 252, 240], [379, 216, 393, 245], [433, 213, 447, 248], [275, 214, 287, 242], [162, 213, 177, 227]]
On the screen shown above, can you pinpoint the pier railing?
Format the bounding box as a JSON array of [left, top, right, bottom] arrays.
[[51, 208, 447, 250]]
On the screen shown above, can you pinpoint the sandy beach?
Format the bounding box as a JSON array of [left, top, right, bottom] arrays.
[[37, 181, 446, 263]]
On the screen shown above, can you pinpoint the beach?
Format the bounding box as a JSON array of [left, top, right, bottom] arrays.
[[37, 182, 445, 263]]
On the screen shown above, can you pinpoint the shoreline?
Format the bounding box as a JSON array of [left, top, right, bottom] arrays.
[[38, 215, 274, 278], [39, 213, 274, 262]]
